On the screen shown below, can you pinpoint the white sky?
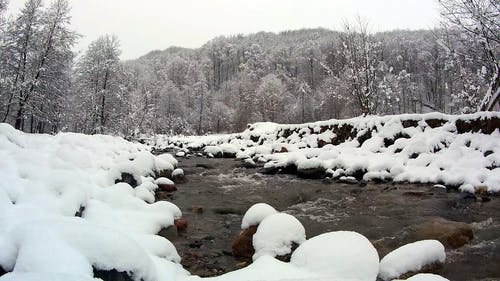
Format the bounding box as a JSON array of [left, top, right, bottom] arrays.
[[6, 0, 441, 60]]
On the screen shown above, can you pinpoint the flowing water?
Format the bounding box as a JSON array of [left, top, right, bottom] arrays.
[[156, 157, 500, 280]]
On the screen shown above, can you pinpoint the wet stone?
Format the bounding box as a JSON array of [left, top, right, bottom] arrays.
[[414, 218, 473, 249], [192, 206, 204, 214], [93, 268, 133, 281], [114, 172, 137, 188]]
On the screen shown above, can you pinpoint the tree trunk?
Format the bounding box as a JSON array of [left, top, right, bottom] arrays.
[[197, 92, 204, 135], [479, 63, 500, 111]]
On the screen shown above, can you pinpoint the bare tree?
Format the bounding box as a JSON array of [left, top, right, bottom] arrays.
[[338, 18, 385, 115], [439, 0, 500, 111]]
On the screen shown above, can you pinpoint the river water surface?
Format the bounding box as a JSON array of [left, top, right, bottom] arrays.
[[156, 157, 500, 281]]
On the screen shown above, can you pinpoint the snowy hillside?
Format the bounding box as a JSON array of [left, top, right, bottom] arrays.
[[155, 112, 500, 193]]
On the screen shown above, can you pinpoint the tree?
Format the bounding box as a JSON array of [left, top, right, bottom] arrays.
[[256, 74, 287, 122], [71, 35, 121, 134], [1, 0, 43, 126], [0, 0, 7, 22], [338, 19, 386, 115], [0, 0, 76, 132], [439, 0, 500, 111]]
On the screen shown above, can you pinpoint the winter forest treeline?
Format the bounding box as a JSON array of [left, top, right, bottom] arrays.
[[0, 0, 498, 136]]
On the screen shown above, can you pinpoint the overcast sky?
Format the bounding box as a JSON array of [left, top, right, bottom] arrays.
[[6, 0, 441, 60]]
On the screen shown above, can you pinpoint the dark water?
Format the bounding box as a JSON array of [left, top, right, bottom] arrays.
[[156, 157, 500, 281]]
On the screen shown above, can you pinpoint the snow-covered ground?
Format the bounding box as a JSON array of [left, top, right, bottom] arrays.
[[0, 123, 186, 281], [154, 112, 500, 193], [0, 122, 457, 281]]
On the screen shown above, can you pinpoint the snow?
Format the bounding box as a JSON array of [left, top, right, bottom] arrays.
[[204, 145, 222, 156], [206, 255, 322, 281], [378, 240, 446, 281], [241, 203, 278, 229], [0, 122, 479, 281], [155, 177, 174, 185], [291, 231, 379, 281], [0, 123, 181, 281], [252, 213, 306, 260], [393, 273, 450, 281], [159, 112, 500, 192], [172, 168, 184, 178], [2, 123, 394, 281]]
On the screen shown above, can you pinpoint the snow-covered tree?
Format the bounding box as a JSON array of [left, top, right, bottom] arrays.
[[256, 74, 287, 122], [70, 35, 122, 134], [338, 19, 386, 115], [0, 0, 76, 132], [439, 0, 499, 111]]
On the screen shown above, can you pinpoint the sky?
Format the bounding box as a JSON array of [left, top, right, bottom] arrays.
[[6, 0, 441, 60]]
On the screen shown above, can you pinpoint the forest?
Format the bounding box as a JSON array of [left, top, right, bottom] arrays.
[[0, 0, 498, 137]]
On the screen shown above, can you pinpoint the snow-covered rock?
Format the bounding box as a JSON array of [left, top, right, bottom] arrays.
[[159, 112, 500, 192], [393, 273, 450, 281], [154, 177, 177, 192], [379, 240, 446, 281], [291, 231, 379, 281], [241, 203, 278, 229], [252, 213, 306, 260]]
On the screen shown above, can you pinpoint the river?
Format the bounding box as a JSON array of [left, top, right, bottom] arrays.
[[156, 156, 500, 281]]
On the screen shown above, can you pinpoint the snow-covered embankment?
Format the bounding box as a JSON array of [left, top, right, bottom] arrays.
[[157, 112, 500, 193]]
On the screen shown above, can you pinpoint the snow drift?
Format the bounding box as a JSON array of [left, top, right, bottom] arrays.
[[0, 124, 185, 281]]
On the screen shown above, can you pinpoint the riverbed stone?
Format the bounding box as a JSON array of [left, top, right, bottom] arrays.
[[114, 172, 138, 188], [297, 167, 325, 179], [192, 206, 204, 214], [232, 225, 258, 258], [155, 169, 173, 179], [175, 218, 188, 232], [395, 262, 444, 280], [93, 268, 133, 281], [158, 182, 177, 192], [172, 168, 186, 183], [414, 218, 473, 249]]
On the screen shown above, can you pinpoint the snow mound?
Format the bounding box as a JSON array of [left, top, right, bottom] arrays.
[[210, 255, 320, 281], [252, 213, 306, 260], [291, 231, 379, 281], [155, 177, 174, 185], [393, 273, 450, 281], [379, 240, 446, 281], [0, 124, 182, 281], [241, 203, 278, 229], [172, 168, 184, 178]]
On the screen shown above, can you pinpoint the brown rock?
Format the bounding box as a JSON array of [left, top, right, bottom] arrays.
[[192, 206, 204, 214], [235, 261, 248, 268], [232, 225, 258, 258], [175, 218, 188, 232], [158, 183, 177, 192], [274, 147, 288, 153], [415, 218, 473, 249], [397, 262, 444, 280]]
